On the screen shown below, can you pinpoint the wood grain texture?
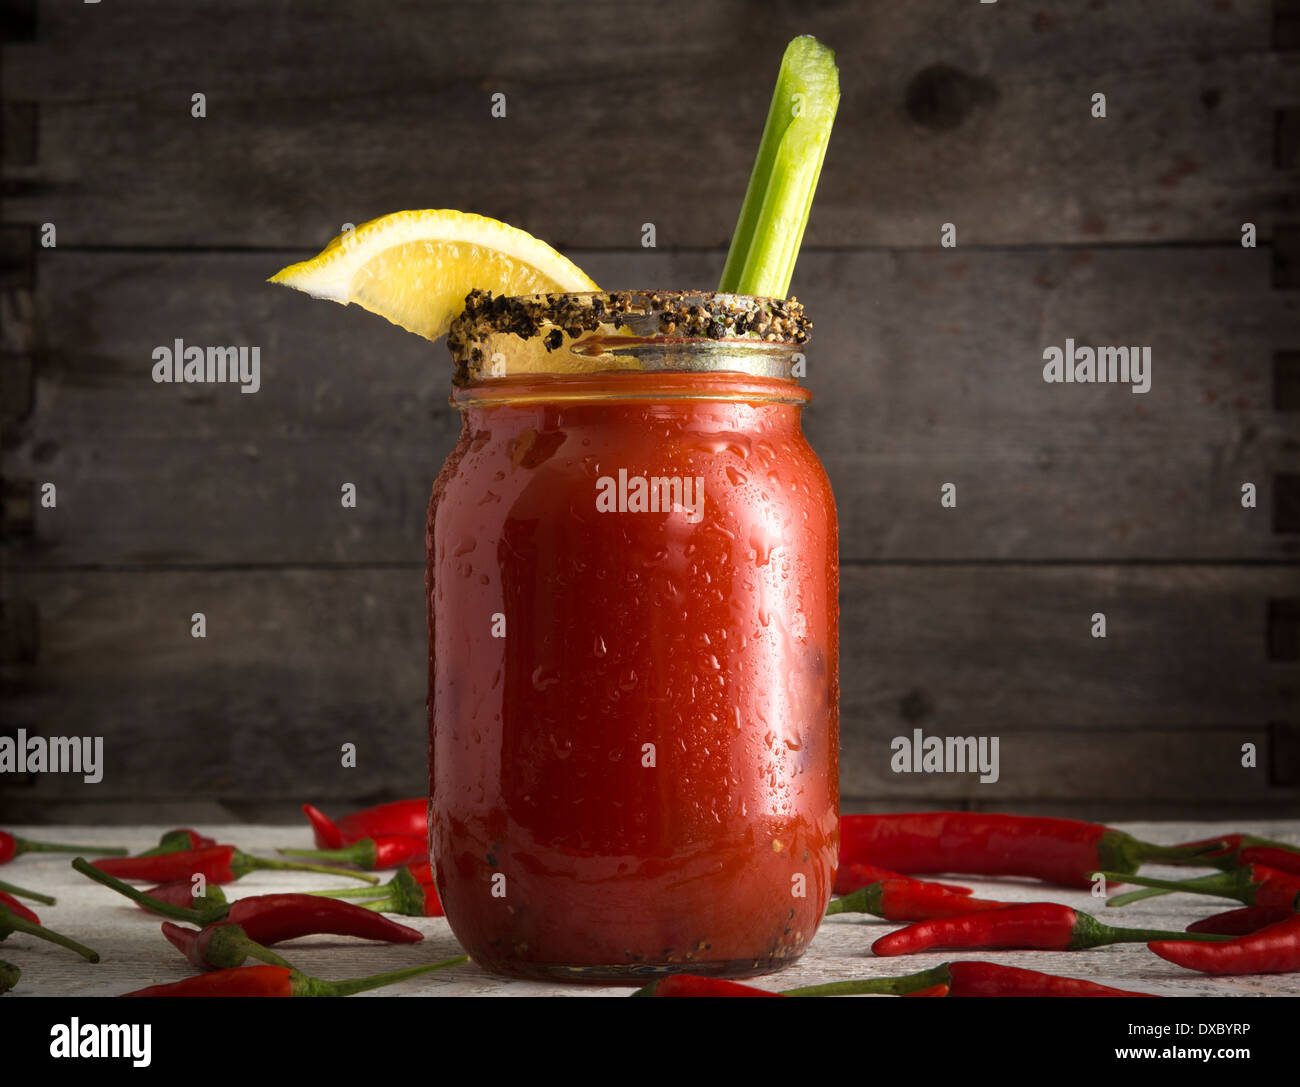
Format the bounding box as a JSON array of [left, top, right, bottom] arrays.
[[2, 1, 1295, 247], [1, 2, 1296, 819], [3, 246, 1295, 567], [3, 566, 1296, 810]]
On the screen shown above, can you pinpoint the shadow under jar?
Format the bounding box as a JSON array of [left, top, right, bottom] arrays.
[[427, 290, 839, 982]]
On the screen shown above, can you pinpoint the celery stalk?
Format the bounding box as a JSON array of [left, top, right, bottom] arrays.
[[717, 35, 840, 298]]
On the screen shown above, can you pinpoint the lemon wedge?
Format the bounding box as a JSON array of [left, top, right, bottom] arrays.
[[268, 210, 599, 341]]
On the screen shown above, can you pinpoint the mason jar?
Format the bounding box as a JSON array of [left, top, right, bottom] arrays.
[[427, 290, 839, 981]]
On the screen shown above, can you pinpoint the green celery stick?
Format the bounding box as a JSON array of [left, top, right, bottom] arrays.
[[718, 35, 840, 298]]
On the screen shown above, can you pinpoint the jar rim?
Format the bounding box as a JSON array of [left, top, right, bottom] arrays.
[[447, 289, 811, 386]]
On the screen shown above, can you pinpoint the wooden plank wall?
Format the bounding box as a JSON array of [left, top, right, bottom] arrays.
[[2, 1, 1298, 822]]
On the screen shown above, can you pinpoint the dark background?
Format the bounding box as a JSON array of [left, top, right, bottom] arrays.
[[1, 1, 1297, 823]]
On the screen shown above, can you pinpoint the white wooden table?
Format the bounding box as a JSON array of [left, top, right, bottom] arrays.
[[5, 821, 1297, 997]]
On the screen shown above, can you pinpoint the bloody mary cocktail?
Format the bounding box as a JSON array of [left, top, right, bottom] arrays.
[[427, 291, 838, 980]]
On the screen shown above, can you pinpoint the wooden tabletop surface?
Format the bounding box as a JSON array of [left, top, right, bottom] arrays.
[[4, 821, 1297, 997]]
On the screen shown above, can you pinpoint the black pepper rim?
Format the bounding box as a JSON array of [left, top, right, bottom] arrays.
[[446, 289, 812, 384]]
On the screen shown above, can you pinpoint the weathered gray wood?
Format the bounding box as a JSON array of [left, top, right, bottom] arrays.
[[841, 562, 1298, 738], [3, 247, 1295, 565], [4, 565, 1296, 810], [2, 1, 1295, 247]]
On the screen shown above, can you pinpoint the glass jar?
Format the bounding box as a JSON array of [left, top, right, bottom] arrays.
[[427, 291, 838, 981]]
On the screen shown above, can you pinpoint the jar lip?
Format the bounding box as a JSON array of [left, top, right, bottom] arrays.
[[447, 289, 811, 386], [450, 369, 811, 408]]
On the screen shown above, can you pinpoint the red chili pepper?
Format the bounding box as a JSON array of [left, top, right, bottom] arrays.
[[839, 812, 1214, 888], [1099, 864, 1300, 910], [302, 804, 348, 850], [0, 878, 55, 905], [135, 880, 228, 915], [0, 960, 19, 994], [785, 961, 1157, 998], [1238, 847, 1300, 878], [827, 880, 1007, 923], [636, 961, 1156, 998], [135, 828, 218, 857], [632, 975, 783, 996], [278, 834, 426, 871], [1150, 914, 1300, 975], [0, 901, 99, 962], [302, 800, 427, 849], [834, 862, 971, 897], [160, 896, 425, 970], [88, 845, 378, 886], [119, 956, 466, 998], [937, 961, 1156, 998], [0, 830, 126, 863], [870, 902, 1229, 956], [0, 890, 41, 926], [1185, 906, 1296, 936], [161, 921, 292, 971]]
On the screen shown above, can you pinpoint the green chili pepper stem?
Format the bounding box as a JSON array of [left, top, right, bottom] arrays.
[[824, 885, 883, 917], [1068, 911, 1230, 949], [1095, 869, 1249, 905], [357, 898, 395, 913], [1105, 887, 1175, 908], [1096, 832, 1226, 877], [243, 941, 295, 969], [204, 926, 295, 971], [278, 841, 376, 868], [782, 964, 950, 997], [71, 858, 220, 924], [0, 959, 20, 994], [17, 837, 128, 857], [305, 884, 392, 899], [0, 904, 100, 962], [292, 955, 468, 997], [387, 867, 428, 915], [0, 879, 56, 905], [231, 850, 377, 884]]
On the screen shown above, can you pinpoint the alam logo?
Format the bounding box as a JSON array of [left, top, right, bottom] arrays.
[[1042, 339, 1151, 394], [151, 339, 261, 394], [595, 468, 705, 524]]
